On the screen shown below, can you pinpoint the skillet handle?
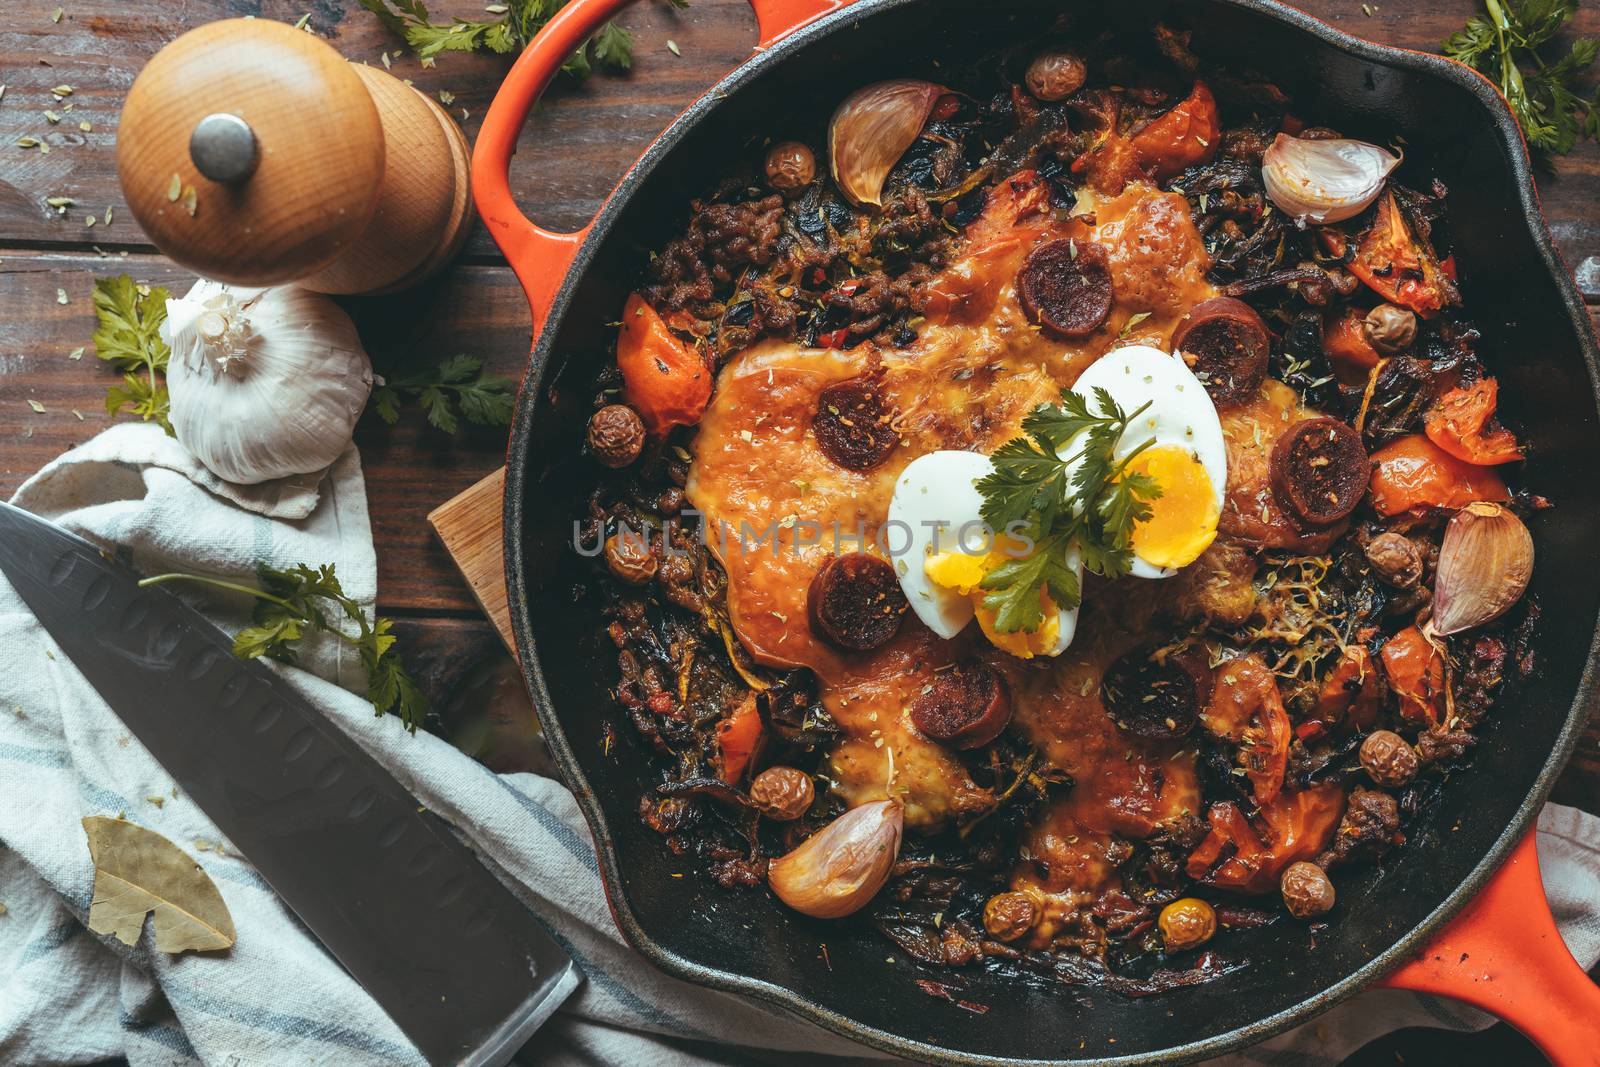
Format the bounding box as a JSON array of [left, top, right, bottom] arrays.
[[1376, 830, 1600, 1066], [472, 0, 853, 338]]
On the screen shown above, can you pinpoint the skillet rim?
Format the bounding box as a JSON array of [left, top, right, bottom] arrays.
[[502, 0, 1600, 1061]]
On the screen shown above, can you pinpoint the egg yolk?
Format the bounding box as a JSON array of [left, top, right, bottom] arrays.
[[924, 537, 1062, 659], [1124, 444, 1219, 569]]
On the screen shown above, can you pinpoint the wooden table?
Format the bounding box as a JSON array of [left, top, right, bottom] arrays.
[[2, 0, 1598, 805]]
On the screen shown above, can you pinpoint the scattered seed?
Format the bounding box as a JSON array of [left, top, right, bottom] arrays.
[[27, 400, 46, 413], [294, 13, 312, 30], [72, 409, 83, 420], [420, 56, 436, 69], [16, 137, 40, 149], [52, 85, 72, 98], [438, 89, 455, 105], [43, 110, 60, 124], [56, 288, 67, 305], [380, 51, 392, 69], [84, 215, 93, 227], [166, 173, 181, 201], [182, 185, 198, 217], [68, 347, 84, 360], [39, 142, 49, 154], [78, 120, 91, 132], [460, 108, 470, 122], [104, 206, 112, 225], [0, 86, 6, 103], [46, 196, 73, 208], [667, 39, 681, 56], [485, 3, 509, 11], [51, 7, 63, 23]]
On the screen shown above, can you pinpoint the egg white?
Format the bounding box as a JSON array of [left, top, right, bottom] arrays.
[[1066, 344, 1228, 579]]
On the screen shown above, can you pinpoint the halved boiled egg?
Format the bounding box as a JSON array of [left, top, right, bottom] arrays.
[[1069, 344, 1227, 579], [887, 450, 1080, 657]]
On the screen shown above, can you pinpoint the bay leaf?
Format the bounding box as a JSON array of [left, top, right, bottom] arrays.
[[82, 816, 236, 954]]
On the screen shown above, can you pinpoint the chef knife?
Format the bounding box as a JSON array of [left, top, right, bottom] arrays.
[[0, 501, 578, 1066]]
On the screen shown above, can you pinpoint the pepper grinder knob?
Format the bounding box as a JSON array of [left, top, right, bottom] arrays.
[[188, 113, 258, 184]]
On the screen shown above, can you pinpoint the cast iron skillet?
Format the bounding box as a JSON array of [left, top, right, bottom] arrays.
[[476, 0, 1600, 1061]]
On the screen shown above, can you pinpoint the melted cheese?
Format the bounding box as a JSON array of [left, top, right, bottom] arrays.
[[685, 174, 1220, 874]]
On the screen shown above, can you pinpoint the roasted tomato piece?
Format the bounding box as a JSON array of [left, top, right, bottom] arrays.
[[1102, 646, 1208, 739], [1380, 626, 1446, 726], [1185, 784, 1346, 894], [813, 373, 900, 471], [717, 694, 764, 783], [1171, 296, 1270, 407], [1269, 417, 1370, 528], [911, 661, 1012, 749], [617, 292, 712, 434], [1204, 655, 1292, 806], [1129, 81, 1220, 181], [1321, 307, 1383, 386], [1424, 378, 1524, 465], [1347, 190, 1459, 318], [806, 552, 908, 652], [1368, 434, 1510, 515], [1313, 642, 1381, 731], [1018, 238, 1115, 338]]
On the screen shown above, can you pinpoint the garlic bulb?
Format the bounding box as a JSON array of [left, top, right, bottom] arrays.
[[1261, 134, 1400, 224], [829, 80, 945, 208], [1430, 502, 1533, 636], [165, 281, 373, 485], [768, 799, 903, 918]]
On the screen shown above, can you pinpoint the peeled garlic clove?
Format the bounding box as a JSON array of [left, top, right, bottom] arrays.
[[767, 799, 902, 918], [1430, 502, 1533, 636], [1261, 134, 1400, 224], [829, 80, 944, 208]]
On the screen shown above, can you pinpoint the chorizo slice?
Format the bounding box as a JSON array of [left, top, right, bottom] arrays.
[[1101, 647, 1207, 739], [1269, 416, 1370, 528], [1018, 239, 1114, 338], [813, 374, 899, 471], [1171, 296, 1270, 407], [911, 661, 1012, 749], [806, 552, 908, 651]]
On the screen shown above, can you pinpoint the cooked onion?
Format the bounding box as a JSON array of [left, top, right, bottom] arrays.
[[1430, 502, 1534, 636], [767, 799, 902, 918], [1261, 134, 1400, 224], [828, 80, 944, 208]]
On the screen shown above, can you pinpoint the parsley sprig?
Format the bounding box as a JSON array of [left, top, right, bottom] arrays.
[[1444, 0, 1600, 157], [974, 388, 1161, 633], [372, 354, 515, 434], [92, 276, 172, 432], [359, 0, 675, 76], [139, 563, 431, 732]]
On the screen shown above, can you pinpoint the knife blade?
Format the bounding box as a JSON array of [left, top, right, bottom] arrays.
[[0, 501, 578, 1067]]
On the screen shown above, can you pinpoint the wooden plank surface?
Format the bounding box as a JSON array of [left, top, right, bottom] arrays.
[[0, 0, 1597, 814]]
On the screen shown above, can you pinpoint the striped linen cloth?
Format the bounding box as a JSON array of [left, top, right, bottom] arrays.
[[0, 422, 1596, 1067]]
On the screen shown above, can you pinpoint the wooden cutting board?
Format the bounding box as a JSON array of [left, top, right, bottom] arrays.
[[428, 467, 515, 651]]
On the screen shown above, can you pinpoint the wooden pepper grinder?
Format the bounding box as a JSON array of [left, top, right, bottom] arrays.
[[117, 18, 472, 293]]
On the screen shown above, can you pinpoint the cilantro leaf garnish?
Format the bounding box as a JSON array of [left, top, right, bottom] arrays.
[[139, 563, 431, 732], [371, 354, 514, 435], [92, 276, 172, 432], [974, 389, 1162, 632]]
